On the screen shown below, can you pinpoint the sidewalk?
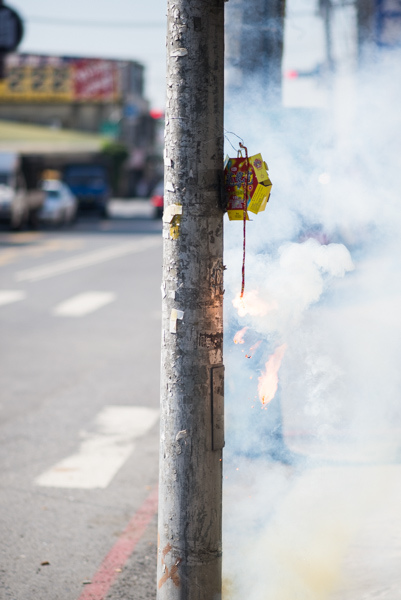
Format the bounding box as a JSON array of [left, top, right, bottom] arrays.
[[108, 198, 156, 220]]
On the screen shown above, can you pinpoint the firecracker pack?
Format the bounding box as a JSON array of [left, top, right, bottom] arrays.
[[224, 152, 272, 221]]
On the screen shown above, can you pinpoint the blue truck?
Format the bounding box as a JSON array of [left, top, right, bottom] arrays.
[[62, 163, 111, 217]]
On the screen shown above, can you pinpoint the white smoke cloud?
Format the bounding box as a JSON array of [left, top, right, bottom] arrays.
[[227, 239, 354, 338], [223, 60, 401, 450], [222, 19, 401, 600]]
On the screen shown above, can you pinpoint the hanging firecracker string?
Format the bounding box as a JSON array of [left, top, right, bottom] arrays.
[[224, 144, 273, 297], [239, 142, 249, 298]]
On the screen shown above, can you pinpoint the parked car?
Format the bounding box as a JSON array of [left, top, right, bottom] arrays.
[[38, 179, 78, 226], [150, 181, 163, 219], [0, 153, 45, 230]]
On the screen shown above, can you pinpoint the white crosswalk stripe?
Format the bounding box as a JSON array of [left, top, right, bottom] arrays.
[[35, 406, 159, 489], [0, 290, 26, 307], [53, 291, 116, 317]]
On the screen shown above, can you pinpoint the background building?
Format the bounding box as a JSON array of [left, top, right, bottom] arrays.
[[0, 53, 163, 196]]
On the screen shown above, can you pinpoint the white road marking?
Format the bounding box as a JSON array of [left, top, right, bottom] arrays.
[[0, 290, 26, 307], [35, 406, 159, 489], [53, 292, 116, 317], [15, 237, 161, 283]]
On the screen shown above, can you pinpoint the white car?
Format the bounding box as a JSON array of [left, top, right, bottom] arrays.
[[39, 180, 78, 226]]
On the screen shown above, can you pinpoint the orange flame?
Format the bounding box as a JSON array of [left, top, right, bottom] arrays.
[[250, 340, 262, 353], [258, 344, 287, 407], [234, 326, 248, 344], [245, 341, 262, 359], [232, 290, 275, 318]]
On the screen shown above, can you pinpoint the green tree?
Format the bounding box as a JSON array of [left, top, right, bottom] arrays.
[[101, 141, 129, 195]]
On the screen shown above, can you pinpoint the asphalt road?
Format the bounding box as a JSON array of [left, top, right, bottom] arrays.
[[0, 201, 162, 600]]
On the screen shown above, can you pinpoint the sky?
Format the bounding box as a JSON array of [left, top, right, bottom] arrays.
[[10, 0, 338, 111], [9, 0, 168, 109]]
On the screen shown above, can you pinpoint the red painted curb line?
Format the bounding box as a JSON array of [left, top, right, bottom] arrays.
[[77, 486, 159, 600]]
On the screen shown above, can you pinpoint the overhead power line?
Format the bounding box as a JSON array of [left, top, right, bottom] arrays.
[[26, 16, 166, 28]]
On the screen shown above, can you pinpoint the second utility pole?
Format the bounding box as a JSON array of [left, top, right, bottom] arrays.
[[157, 1, 225, 599]]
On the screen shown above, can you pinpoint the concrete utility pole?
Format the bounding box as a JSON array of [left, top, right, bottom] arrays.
[[157, 1, 225, 599], [355, 0, 376, 63], [226, 0, 286, 106], [319, 0, 335, 75]]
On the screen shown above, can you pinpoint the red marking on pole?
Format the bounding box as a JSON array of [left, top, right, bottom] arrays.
[[158, 543, 182, 589], [77, 487, 158, 600]]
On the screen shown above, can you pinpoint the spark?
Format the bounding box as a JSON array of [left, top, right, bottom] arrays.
[[233, 289, 275, 317], [234, 326, 248, 344]]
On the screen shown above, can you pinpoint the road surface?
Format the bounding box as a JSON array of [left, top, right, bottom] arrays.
[[0, 201, 161, 600]]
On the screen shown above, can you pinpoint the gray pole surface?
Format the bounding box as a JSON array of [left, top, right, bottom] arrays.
[[157, 1, 225, 599]]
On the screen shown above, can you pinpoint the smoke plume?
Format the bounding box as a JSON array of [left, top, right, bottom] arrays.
[[222, 10, 401, 598]]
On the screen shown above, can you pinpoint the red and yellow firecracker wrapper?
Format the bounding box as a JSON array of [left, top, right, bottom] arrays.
[[224, 152, 272, 221]]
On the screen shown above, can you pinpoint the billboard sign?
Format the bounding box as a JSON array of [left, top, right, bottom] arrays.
[[0, 54, 121, 102], [72, 59, 118, 100]]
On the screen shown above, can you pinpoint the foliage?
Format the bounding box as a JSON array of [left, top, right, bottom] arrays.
[[101, 141, 129, 194]]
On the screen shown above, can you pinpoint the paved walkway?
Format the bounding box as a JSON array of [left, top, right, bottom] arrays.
[[109, 198, 156, 220]]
